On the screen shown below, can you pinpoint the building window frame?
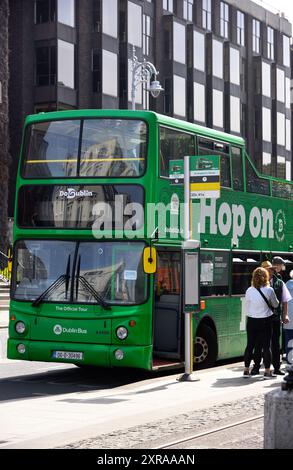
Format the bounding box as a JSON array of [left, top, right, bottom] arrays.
[[220, 2, 229, 39], [202, 0, 211, 31], [143, 14, 152, 57], [236, 10, 245, 47], [183, 0, 193, 21], [163, 0, 174, 13], [34, 0, 56, 24], [267, 26, 274, 61], [252, 19, 261, 54]]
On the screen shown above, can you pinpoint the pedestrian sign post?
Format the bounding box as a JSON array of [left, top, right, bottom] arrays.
[[173, 155, 220, 382]]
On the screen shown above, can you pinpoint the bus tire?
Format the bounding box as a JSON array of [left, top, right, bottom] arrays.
[[194, 324, 218, 370]]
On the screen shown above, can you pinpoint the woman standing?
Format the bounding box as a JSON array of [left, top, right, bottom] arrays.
[[244, 267, 279, 379]]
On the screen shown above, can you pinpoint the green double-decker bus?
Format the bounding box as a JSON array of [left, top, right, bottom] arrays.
[[7, 109, 293, 371]]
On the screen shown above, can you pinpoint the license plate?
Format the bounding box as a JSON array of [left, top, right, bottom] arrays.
[[52, 351, 84, 361]]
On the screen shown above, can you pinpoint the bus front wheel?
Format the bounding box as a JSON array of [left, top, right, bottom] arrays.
[[194, 324, 217, 369]]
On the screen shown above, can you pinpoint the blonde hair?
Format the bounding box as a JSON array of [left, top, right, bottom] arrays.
[[252, 267, 270, 289]]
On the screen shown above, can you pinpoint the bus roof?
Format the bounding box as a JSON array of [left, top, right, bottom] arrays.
[[24, 109, 245, 148]]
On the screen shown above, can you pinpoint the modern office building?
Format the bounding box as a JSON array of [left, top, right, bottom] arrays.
[[7, 0, 292, 214], [0, 0, 10, 251]]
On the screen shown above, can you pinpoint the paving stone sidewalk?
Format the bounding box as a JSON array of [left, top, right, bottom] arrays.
[[62, 393, 265, 449]]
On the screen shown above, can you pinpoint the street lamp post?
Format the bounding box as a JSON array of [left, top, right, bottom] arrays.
[[131, 46, 164, 110]]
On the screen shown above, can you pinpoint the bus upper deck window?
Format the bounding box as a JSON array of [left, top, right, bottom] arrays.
[[231, 147, 244, 191]]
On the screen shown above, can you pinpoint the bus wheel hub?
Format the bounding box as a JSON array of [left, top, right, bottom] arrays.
[[194, 336, 209, 363]]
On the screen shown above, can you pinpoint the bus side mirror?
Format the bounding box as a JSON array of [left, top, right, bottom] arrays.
[[143, 247, 157, 274]]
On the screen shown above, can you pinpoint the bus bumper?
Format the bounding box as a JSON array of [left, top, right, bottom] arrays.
[[7, 339, 153, 370]]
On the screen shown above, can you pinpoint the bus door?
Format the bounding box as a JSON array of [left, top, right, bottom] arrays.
[[153, 251, 182, 359]]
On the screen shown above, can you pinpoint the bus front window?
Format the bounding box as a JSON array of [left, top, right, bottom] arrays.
[[22, 119, 148, 179], [12, 241, 147, 306], [75, 242, 147, 305], [79, 120, 147, 177]]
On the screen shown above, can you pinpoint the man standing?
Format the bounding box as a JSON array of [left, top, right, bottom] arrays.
[[270, 257, 291, 374], [251, 259, 291, 376]]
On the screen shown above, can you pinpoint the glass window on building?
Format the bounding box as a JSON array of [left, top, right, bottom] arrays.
[[277, 156, 286, 179], [164, 78, 172, 114], [277, 113, 286, 147], [102, 0, 118, 38], [220, 2, 229, 39], [262, 62, 271, 98], [93, 0, 101, 32], [102, 50, 118, 97], [58, 40, 75, 89], [213, 89, 223, 128], [194, 82, 205, 123], [277, 68, 285, 103], [230, 47, 240, 86], [163, 0, 173, 13], [128, 1, 142, 48], [285, 77, 291, 109], [92, 50, 101, 93], [252, 19, 261, 54], [173, 75, 186, 117], [58, 39, 74, 88], [230, 96, 240, 134], [286, 119, 291, 152], [267, 27, 274, 60], [202, 0, 211, 31], [237, 11, 245, 46], [173, 22, 186, 64], [183, 0, 193, 21], [35, 0, 56, 24], [286, 161, 291, 181], [213, 40, 223, 79], [262, 152, 272, 176], [143, 14, 152, 56], [193, 30, 205, 72], [262, 107, 271, 143], [58, 0, 75, 27], [283, 35, 290, 68], [35, 45, 56, 86]]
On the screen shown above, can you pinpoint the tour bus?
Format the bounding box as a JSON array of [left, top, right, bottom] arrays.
[[7, 109, 293, 371]]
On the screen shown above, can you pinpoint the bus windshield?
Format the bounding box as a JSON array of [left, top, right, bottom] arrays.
[[22, 119, 148, 178], [12, 241, 147, 305]]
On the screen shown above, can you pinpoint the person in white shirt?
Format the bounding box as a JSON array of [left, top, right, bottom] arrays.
[[243, 267, 279, 379]]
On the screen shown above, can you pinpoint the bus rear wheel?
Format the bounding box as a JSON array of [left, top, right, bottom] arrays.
[[194, 324, 217, 370]]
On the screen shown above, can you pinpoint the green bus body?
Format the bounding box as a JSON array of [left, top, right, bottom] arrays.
[[7, 110, 293, 371]]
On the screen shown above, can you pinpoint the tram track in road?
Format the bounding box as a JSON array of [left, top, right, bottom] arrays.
[[155, 415, 264, 449]]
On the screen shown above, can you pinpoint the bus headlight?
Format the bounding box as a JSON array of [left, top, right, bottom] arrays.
[[114, 349, 124, 361], [17, 344, 26, 354], [116, 327, 128, 340], [15, 322, 26, 334]]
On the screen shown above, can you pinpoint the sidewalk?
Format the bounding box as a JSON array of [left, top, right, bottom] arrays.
[[0, 360, 285, 449], [0, 311, 9, 329]]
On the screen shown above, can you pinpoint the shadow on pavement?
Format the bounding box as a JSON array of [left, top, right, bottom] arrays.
[[0, 366, 174, 403], [211, 376, 283, 388]]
